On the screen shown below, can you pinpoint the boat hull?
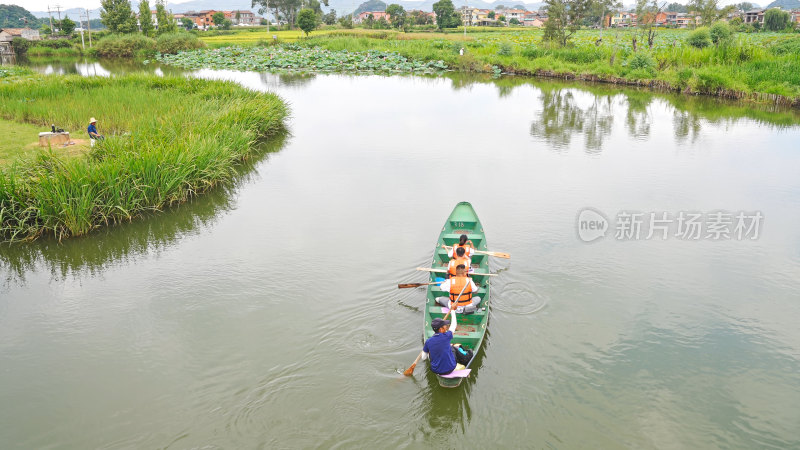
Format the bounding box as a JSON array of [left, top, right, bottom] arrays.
[[424, 201, 491, 387]]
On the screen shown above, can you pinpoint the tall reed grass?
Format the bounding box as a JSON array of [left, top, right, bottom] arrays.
[[0, 74, 288, 241]]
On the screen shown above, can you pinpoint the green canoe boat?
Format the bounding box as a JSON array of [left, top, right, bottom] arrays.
[[424, 201, 491, 388]]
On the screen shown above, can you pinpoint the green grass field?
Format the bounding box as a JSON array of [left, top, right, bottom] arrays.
[[0, 69, 288, 241], [0, 120, 65, 166]]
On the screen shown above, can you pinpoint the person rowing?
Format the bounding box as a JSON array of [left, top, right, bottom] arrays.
[[447, 234, 475, 259], [447, 246, 472, 278], [420, 316, 466, 376], [438, 264, 481, 314]]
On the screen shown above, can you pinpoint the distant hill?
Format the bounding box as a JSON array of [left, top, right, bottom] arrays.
[[354, 0, 387, 14], [765, 0, 800, 8], [0, 4, 44, 28]]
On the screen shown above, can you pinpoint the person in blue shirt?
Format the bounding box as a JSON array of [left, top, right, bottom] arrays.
[[87, 118, 104, 146], [421, 315, 466, 375]]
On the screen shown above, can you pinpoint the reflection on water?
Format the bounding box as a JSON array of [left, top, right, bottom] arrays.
[[0, 134, 288, 286], [530, 88, 616, 152], [17, 57, 187, 77]]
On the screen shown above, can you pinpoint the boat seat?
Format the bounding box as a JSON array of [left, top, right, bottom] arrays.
[[441, 234, 484, 246], [427, 305, 488, 318], [435, 249, 486, 265]]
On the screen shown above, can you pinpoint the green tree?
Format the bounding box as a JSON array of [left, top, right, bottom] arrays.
[[542, 0, 593, 46], [488, 11, 496, 18], [138, 0, 155, 36], [509, 17, 520, 24], [59, 15, 77, 35], [688, 0, 733, 26], [338, 14, 354, 27], [155, 0, 176, 34], [101, 0, 138, 33], [222, 19, 233, 29], [498, 15, 507, 21], [181, 17, 194, 30], [212, 11, 225, 27], [432, 0, 460, 30], [252, 0, 330, 30], [322, 9, 337, 24], [386, 4, 406, 28], [297, 8, 317, 35], [409, 10, 432, 24], [763, 8, 790, 31], [732, 2, 755, 11], [365, 13, 375, 28], [665, 2, 688, 13], [375, 16, 390, 28]]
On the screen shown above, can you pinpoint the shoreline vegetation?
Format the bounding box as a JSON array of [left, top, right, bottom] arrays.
[[160, 27, 800, 106], [0, 67, 288, 242]]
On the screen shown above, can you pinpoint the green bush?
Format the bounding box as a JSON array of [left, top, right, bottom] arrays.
[[33, 39, 74, 49], [709, 22, 733, 47], [676, 68, 694, 88], [628, 52, 656, 75], [94, 34, 156, 58], [10, 37, 29, 56], [521, 45, 543, 59], [687, 27, 712, 48], [497, 42, 513, 56], [155, 32, 206, 54]]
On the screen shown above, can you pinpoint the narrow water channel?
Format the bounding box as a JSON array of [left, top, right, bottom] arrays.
[[2, 61, 800, 448]]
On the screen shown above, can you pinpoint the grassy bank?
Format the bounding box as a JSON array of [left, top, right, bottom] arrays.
[[287, 28, 800, 105], [0, 69, 288, 242]]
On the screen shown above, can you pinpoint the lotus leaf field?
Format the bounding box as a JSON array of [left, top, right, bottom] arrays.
[[157, 46, 449, 74]]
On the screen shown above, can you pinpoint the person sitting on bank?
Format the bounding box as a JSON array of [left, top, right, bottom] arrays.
[[447, 234, 475, 259], [447, 246, 472, 278], [87, 118, 104, 146], [438, 265, 481, 314], [420, 316, 466, 375]]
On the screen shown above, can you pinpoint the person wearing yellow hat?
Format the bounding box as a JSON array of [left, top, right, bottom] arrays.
[[87, 117, 104, 147]]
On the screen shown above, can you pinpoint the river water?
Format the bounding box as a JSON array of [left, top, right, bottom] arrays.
[[2, 60, 800, 448]]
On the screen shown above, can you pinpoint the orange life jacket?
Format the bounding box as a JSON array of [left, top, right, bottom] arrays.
[[449, 276, 474, 306], [447, 257, 470, 277], [452, 242, 473, 258]]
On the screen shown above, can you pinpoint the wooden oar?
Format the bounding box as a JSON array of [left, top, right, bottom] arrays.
[[398, 282, 441, 289], [416, 267, 497, 277], [442, 244, 510, 259], [403, 351, 423, 376]]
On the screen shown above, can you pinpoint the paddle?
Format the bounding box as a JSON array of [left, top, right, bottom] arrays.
[[442, 244, 510, 259], [398, 282, 441, 289], [404, 279, 468, 377], [416, 267, 497, 277]]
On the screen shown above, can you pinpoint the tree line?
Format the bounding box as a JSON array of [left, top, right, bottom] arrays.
[[100, 0, 177, 35]]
